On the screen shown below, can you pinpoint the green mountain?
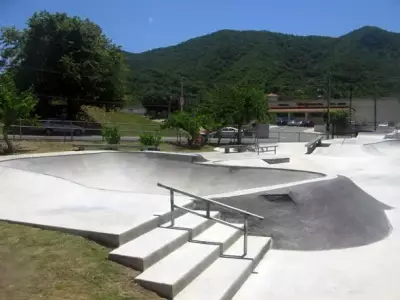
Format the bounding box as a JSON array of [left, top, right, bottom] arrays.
[[124, 26, 400, 106]]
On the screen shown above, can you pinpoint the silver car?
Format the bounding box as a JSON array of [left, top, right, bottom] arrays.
[[42, 119, 86, 136], [212, 127, 243, 138]]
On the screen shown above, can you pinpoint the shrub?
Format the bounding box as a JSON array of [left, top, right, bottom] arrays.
[[101, 124, 121, 144], [139, 131, 161, 147]]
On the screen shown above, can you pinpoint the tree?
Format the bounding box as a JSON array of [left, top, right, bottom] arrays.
[[162, 112, 202, 146], [196, 90, 232, 145], [0, 11, 126, 119], [330, 109, 350, 136], [201, 84, 269, 144], [0, 74, 37, 153]]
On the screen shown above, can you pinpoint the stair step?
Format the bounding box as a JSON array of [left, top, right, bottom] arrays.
[[192, 222, 243, 252], [174, 236, 272, 300], [135, 221, 242, 299], [109, 211, 219, 271]]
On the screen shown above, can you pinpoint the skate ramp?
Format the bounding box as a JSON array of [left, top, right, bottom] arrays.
[[0, 152, 323, 195], [363, 140, 400, 156], [208, 176, 392, 251]]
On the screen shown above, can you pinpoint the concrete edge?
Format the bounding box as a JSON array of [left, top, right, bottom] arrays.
[[362, 139, 400, 146], [0, 150, 207, 164], [0, 218, 122, 247], [194, 159, 327, 178], [207, 175, 338, 199]]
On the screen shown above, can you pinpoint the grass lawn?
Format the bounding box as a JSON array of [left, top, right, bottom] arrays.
[[0, 140, 215, 154], [0, 139, 213, 299], [83, 106, 176, 137], [0, 222, 161, 300]]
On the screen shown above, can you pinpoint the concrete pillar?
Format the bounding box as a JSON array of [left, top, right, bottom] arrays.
[[305, 112, 309, 120], [288, 112, 291, 121]]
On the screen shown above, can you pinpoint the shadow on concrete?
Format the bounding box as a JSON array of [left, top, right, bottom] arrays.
[[197, 176, 392, 251]]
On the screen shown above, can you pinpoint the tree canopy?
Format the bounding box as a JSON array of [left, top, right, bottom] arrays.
[[125, 26, 400, 104], [0, 73, 37, 153], [0, 11, 126, 119], [199, 84, 268, 144]]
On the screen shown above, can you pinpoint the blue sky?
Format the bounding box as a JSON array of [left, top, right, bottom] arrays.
[[1, 0, 399, 53]]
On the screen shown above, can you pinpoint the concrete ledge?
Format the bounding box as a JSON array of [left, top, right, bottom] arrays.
[[305, 136, 324, 154], [262, 157, 290, 164]]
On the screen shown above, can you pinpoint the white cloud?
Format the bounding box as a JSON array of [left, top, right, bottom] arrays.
[[148, 17, 153, 23]]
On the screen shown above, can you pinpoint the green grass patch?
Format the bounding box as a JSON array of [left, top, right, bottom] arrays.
[[83, 106, 176, 137], [0, 222, 161, 300]]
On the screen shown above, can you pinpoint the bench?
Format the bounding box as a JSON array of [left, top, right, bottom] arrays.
[[73, 144, 143, 151], [305, 136, 324, 154], [256, 144, 278, 154], [219, 144, 249, 154]]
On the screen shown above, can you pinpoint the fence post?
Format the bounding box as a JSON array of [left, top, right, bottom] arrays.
[[278, 131, 280, 142], [19, 119, 22, 140], [243, 216, 248, 257], [298, 132, 301, 142], [70, 121, 73, 141], [170, 190, 175, 226]]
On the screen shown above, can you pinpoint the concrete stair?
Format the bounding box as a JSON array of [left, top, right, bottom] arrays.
[[109, 211, 220, 271], [108, 210, 271, 300], [175, 236, 272, 300], [135, 221, 243, 298]]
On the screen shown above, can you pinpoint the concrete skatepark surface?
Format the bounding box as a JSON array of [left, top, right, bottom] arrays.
[[0, 151, 323, 194], [208, 176, 391, 250], [1, 133, 400, 299], [0, 151, 322, 246]]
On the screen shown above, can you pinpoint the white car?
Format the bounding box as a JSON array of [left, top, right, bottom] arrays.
[[378, 122, 389, 127], [213, 127, 243, 138]]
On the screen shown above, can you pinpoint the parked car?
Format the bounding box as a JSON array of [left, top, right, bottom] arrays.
[[276, 119, 288, 126], [300, 120, 314, 127], [211, 127, 243, 138], [42, 119, 86, 136], [287, 120, 298, 126]]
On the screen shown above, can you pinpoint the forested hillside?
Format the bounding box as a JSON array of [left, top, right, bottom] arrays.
[[124, 26, 400, 105]]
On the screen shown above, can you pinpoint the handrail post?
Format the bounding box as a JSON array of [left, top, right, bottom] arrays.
[[170, 190, 175, 226], [206, 202, 211, 218], [243, 216, 248, 257]]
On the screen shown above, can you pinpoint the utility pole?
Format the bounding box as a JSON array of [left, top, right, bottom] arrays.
[[349, 84, 353, 122], [168, 95, 172, 118], [374, 84, 377, 131], [326, 72, 331, 139]]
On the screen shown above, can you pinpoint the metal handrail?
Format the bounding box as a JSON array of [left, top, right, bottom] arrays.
[[157, 182, 264, 256]]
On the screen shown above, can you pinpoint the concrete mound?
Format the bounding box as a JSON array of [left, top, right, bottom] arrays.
[[209, 176, 392, 251], [0, 152, 323, 195]]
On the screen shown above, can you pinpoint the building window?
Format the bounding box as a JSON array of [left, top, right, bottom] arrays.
[[338, 102, 346, 105], [278, 104, 289, 107]]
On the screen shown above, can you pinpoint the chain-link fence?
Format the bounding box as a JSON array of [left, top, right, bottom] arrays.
[[1, 119, 322, 144]]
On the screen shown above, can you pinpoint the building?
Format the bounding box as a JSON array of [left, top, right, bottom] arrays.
[[267, 94, 400, 125]]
